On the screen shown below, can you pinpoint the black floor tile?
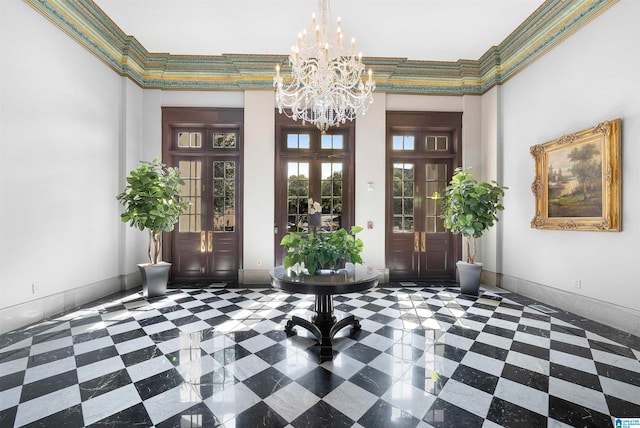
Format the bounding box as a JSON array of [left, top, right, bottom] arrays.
[[0, 285, 637, 428]]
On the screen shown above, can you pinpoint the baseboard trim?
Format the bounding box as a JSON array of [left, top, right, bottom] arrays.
[[498, 273, 640, 337], [481, 270, 498, 287], [239, 269, 272, 285], [0, 273, 140, 335]]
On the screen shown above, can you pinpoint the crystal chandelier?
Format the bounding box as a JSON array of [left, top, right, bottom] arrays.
[[273, 0, 375, 133]]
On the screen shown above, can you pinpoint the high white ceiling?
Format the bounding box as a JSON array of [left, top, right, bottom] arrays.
[[94, 0, 545, 62]]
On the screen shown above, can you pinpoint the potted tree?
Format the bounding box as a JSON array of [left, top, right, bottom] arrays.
[[117, 158, 188, 297], [441, 167, 507, 295]]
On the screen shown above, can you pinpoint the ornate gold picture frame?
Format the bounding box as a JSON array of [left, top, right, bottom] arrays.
[[530, 119, 621, 231]]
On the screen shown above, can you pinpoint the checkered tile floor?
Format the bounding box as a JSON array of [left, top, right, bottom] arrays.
[[1, 284, 639, 427]]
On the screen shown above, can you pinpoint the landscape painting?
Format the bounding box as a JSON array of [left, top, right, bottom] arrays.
[[530, 119, 621, 232], [547, 141, 602, 218]]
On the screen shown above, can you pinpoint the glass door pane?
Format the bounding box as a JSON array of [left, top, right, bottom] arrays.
[[178, 160, 202, 233], [392, 163, 415, 232], [425, 163, 447, 233], [212, 161, 235, 232], [321, 162, 342, 231], [287, 162, 310, 232]]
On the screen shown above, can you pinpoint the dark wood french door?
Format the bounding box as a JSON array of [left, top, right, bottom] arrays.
[[386, 112, 462, 281], [274, 117, 355, 266], [162, 108, 243, 281]]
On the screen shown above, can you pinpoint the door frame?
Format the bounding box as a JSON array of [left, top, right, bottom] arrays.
[[162, 107, 244, 280], [273, 113, 356, 266], [385, 111, 463, 281]]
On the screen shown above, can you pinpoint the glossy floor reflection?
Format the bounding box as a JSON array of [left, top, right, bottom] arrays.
[[1, 284, 639, 427]]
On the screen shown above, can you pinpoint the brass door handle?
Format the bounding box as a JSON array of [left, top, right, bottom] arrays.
[[421, 232, 426, 253], [201, 231, 214, 253], [414, 232, 420, 252]]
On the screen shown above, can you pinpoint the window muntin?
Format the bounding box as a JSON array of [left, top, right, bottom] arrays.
[[321, 134, 344, 150], [425, 163, 447, 233], [393, 163, 415, 232], [213, 132, 237, 149], [320, 162, 343, 231], [426, 136, 448, 151], [178, 160, 202, 233], [287, 162, 310, 232], [287, 134, 310, 149], [178, 132, 202, 148], [212, 161, 235, 232], [392, 135, 415, 151]]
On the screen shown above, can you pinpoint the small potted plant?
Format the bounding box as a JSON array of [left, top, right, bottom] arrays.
[[441, 167, 507, 295], [280, 225, 364, 276], [117, 158, 188, 297]]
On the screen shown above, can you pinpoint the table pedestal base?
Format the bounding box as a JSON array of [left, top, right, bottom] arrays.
[[284, 294, 361, 362]]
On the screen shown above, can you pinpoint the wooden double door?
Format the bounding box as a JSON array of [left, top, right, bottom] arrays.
[[386, 112, 462, 281], [273, 118, 355, 266], [162, 108, 243, 281]]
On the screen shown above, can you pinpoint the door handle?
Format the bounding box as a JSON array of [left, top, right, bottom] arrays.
[[414, 232, 419, 252], [200, 231, 206, 253], [207, 231, 213, 253], [421, 232, 426, 253]]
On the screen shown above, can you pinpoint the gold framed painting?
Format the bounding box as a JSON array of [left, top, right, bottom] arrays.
[[530, 119, 621, 231]]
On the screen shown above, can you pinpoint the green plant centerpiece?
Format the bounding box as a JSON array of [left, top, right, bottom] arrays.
[[441, 167, 507, 295], [116, 158, 188, 297], [280, 226, 364, 275]]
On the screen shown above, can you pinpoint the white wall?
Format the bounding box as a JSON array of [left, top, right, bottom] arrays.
[[500, 0, 640, 312], [243, 90, 276, 281], [479, 88, 501, 274], [120, 79, 145, 279], [0, 1, 132, 311], [356, 92, 387, 271]]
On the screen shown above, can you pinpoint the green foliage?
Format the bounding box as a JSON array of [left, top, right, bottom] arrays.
[[116, 158, 189, 264], [568, 143, 601, 201], [280, 226, 364, 275], [440, 168, 507, 264]]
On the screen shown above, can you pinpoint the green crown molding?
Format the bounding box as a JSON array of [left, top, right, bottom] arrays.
[[25, 0, 617, 94]]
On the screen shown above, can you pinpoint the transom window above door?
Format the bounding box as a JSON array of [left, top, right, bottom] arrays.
[[175, 130, 240, 151], [392, 134, 451, 153]]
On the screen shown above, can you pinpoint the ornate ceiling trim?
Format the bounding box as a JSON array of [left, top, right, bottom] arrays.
[[25, 0, 617, 94]]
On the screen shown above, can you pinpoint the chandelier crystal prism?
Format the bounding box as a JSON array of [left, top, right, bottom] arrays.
[[273, 0, 375, 133]]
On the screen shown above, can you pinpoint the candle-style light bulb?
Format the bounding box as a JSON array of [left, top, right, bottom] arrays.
[[276, 64, 280, 78]]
